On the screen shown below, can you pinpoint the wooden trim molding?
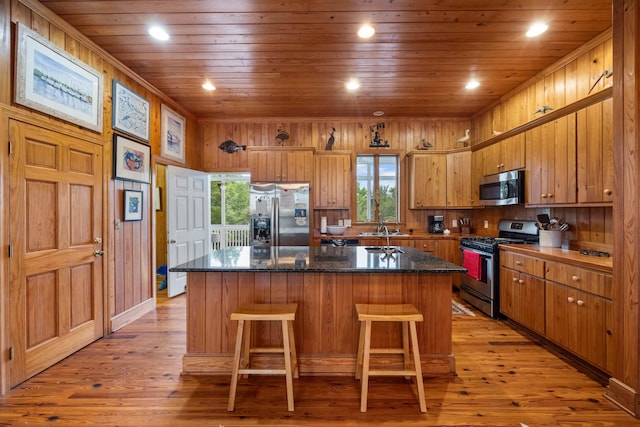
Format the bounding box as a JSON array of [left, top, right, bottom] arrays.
[[607, 0, 640, 418], [110, 298, 155, 332]]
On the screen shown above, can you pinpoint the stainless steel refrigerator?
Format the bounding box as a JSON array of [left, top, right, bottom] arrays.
[[250, 182, 310, 246]]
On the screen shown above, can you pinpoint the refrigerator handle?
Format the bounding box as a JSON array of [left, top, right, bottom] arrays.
[[272, 197, 279, 246]]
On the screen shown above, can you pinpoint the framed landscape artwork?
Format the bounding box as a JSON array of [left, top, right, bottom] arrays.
[[123, 190, 143, 221], [14, 23, 104, 133], [113, 134, 151, 183], [160, 104, 186, 163], [112, 79, 150, 142]]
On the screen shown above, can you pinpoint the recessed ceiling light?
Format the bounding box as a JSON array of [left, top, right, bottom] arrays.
[[373, 111, 384, 117], [526, 22, 548, 38], [358, 24, 375, 39], [149, 26, 170, 41], [465, 79, 480, 90], [202, 82, 216, 91], [346, 78, 360, 91]]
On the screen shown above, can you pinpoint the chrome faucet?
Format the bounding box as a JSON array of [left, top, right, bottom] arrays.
[[377, 214, 385, 233]]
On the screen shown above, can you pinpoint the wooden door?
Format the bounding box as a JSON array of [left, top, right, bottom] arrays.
[[501, 134, 525, 172], [527, 116, 576, 205], [409, 154, 446, 208], [9, 120, 104, 387], [283, 149, 313, 182], [446, 151, 471, 207], [314, 152, 351, 209], [248, 149, 281, 181], [577, 98, 614, 203]]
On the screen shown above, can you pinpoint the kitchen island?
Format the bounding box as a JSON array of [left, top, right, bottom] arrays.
[[170, 245, 466, 377]]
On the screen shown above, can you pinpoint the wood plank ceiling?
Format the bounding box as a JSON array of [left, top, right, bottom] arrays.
[[38, 0, 612, 119]]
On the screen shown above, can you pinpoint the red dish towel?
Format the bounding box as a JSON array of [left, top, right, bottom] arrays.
[[463, 250, 482, 281]]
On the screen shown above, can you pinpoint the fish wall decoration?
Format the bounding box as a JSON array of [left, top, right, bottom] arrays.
[[218, 140, 247, 153]]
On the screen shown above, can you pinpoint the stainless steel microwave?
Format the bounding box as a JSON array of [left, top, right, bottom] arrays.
[[479, 169, 524, 206]]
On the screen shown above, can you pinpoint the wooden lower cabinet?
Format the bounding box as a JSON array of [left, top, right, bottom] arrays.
[[545, 281, 611, 372], [499, 266, 546, 335], [500, 249, 613, 373]]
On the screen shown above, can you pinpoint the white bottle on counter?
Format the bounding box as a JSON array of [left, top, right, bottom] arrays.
[[320, 216, 327, 234]]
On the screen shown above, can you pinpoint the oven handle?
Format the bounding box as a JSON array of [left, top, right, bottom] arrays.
[[460, 245, 494, 258]]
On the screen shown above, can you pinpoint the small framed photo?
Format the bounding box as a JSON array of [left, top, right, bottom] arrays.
[[123, 190, 143, 221], [113, 134, 151, 183], [14, 23, 104, 132], [112, 79, 150, 142], [160, 104, 186, 163]]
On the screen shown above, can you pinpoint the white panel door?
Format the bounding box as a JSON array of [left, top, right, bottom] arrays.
[[166, 165, 210, 297]]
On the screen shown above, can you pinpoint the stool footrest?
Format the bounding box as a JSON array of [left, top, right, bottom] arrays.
[[369, 348, 408, 354], [249, 347, 285, 354], [239, 368, 286, 375], [368, 369, 418, 376]]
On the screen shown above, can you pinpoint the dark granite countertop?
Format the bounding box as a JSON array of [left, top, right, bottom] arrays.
[[169, 245, 466, 274]]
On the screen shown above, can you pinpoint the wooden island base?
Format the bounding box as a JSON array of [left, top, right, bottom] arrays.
[[183, 271, 456, 377]]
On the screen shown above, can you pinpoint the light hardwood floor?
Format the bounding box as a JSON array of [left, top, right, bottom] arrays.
[[0, 290, 638, 426]]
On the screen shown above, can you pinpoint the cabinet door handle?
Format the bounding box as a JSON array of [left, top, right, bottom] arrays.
[[518, 279, 524, 284], [577, 300, 585, 306], [604, 188, 613, 196], [567, 296, 575, 303], [541, 194, 547, 198], [515, 260, 522, 265], [571, 275, 580, 281]]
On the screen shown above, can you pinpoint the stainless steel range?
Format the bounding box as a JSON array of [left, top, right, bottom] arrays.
[[459, 219, 539, 318]]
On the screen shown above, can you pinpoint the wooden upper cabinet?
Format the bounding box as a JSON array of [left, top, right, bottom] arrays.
[[446, 150, 472, 208], [248, 147, 314, 182], [525, 114, 577, 205], [481, 134, 525, 176], [577, 98, 613, 203], [408, 152, 447, 208], [314, 151, 352, 209]]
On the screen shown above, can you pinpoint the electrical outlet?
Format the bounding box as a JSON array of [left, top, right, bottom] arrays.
[[484, 220, 489, 229], [452, 219, 458, 228]]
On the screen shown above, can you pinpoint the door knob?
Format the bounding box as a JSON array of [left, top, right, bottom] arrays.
[[94, 250, 104, 257], [94, 237, 103, 244], [169, 239, 177, 244]]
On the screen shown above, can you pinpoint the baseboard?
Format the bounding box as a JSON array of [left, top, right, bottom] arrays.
[[109, 298, 155, 332], [606, 377, 640, 417]]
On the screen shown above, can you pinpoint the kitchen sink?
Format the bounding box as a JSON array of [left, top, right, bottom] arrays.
[[358, 231, 409, 237], [364, 246, 405, 254]]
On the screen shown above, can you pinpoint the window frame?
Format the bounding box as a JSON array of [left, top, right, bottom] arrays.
[[355, 154, 400, 224]]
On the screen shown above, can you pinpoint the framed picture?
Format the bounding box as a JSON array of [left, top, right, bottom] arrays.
[[112, 79, 150, 142], [123, 190, 143, 221], [113, 134, 151, 183], [160, 104, 186, 163], [14, 23, 104, 133]]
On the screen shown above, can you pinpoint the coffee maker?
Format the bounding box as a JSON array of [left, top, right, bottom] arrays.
[[428, 215, 445, 233]]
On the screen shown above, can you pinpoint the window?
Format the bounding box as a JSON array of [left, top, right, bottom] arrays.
[[210, 173, 250, 226], [356, 155, 399, 223]]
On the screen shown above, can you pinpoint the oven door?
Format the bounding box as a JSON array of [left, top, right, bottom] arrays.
[[459, 246, 499, 317]]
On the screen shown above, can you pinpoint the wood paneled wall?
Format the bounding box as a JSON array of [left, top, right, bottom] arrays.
[[201, 118, 471, 232], [0, 0, 200, 336], [471, 29, 613, 144]]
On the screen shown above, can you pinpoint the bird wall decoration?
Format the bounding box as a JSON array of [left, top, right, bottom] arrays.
[[275, 128, 289, 145], [588, 67, 613, 94], [417, 139, 433, 149], [456, 129, 470, 146], [534, 105, 554, 115], [325, 127, 336, 150], [218, 140, 247, 153]]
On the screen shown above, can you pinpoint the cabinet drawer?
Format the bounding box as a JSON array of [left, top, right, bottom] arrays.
[[500, 250, 545, 277], [545, 261, 612, 299]]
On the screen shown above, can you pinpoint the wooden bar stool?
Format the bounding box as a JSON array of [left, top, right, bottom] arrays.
[[228, 303, 299, 412], [355, 303, 427, 413]]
